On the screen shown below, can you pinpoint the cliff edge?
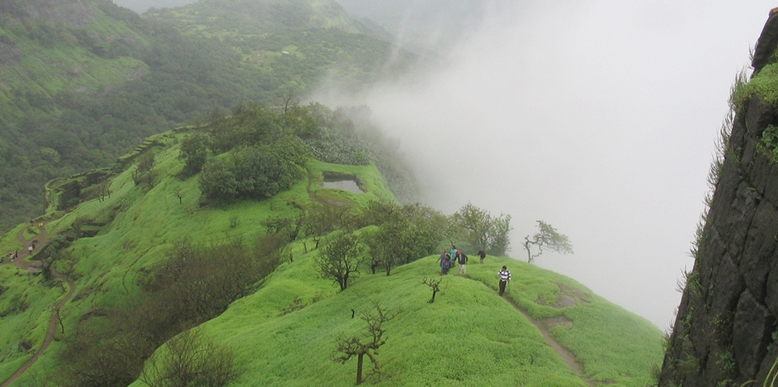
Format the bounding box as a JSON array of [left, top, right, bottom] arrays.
[[659, 11, 778, 387]]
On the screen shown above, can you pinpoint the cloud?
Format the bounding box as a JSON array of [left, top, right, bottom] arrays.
[[315, 1, 774, 328]]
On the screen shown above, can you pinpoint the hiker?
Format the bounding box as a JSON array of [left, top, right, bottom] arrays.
[[450, 245, 457, 261], [27, 245, 33, 255], [437, 249, 447, 264], [478, 250, 486, 263], [498, 266, 511, 295], [441, 254, 451, 275], [456, 250, 468, 275]]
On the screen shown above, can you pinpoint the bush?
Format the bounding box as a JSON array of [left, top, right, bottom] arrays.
[[199, 136, 309, 203], [140, 328, 239, 387]]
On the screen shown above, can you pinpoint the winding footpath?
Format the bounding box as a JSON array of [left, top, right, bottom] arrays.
[[1, 223, 76, 387], [498, 291, 595, 386], [469, 278, 596, 386]]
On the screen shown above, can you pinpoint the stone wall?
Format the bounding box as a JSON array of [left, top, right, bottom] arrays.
[[659, 13, 778, 387]]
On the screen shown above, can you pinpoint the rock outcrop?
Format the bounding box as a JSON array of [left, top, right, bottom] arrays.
[[659, 12, 778, 387]]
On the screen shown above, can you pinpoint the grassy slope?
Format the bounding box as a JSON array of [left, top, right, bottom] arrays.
[[128, 252, 662, 387], [0, 129, 391, 384], [1, 128, 663, 386]]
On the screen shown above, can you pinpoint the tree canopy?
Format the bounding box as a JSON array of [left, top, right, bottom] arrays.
[[450, 202, 513, 256], [523, 220, 573, 264]]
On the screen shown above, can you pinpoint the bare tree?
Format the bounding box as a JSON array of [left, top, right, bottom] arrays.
[[422, 278, 442, 303], [523, 220, 573, 264], [173, 186, 184, 204], [333, 301, 401, 385], [315, 232, 366, 291], [281, 91, 299, 114]]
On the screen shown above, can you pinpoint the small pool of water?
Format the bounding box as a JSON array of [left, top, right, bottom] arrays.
[[322, 173, 364, 194]]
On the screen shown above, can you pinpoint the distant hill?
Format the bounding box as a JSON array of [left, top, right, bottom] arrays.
[[334, 0, 486, 55], [112, 0, 196, 14], [0, 0, 413, 234]]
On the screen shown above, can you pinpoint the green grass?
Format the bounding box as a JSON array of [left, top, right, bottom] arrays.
[[127, 252, 662, 387], [733, 63, 778, 112], [0, 224, 26, 257], [0, 265, 69, 382], [1, 129, 662, 386], [1, 129, 401, 384]]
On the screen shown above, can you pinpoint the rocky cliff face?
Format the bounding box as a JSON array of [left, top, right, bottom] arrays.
[[659, 13, 778, 387]]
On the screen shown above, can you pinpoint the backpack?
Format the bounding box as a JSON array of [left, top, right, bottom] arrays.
[[459, 253, 467, 264]]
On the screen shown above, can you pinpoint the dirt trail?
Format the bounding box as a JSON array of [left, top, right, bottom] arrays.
[[499, 293, 594, 385], [473, 279, 596, 387], [1, 223, 76, 387]]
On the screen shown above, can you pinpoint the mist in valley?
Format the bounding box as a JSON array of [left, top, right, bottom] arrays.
[[314, 1, 776, 329], [111, 0, 195, 13], [107, 0, 775, 329]]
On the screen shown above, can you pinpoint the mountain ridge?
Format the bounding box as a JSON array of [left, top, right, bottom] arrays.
[[0, 108, 661, 386]]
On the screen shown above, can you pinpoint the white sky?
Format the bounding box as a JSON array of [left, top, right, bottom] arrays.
[[315, 0, 776, 329]]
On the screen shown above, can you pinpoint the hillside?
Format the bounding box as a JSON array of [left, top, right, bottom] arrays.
[[0, 104, 662, 386], [127, 254, 664, 386], [0, 0, 415, 234]]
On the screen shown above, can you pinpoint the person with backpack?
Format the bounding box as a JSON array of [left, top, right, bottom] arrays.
[[437, 249, 447, 264], [455, 250, 468, 275], [498, 266, 511, 295], [440, 253, 452, 275]]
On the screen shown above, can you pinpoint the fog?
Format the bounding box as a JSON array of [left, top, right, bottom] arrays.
[[111, 0, 194, 13], [313, 1, 776, 329], [108, 0, 773, 329]]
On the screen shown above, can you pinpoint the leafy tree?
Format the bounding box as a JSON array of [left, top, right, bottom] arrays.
[[199, 158, 238, 204], [523, 220, 574, 264], [304, 204, 353, 249], [359, 200, 398, 228], [452, 202, 492, 251], [364, 203, 446, 275], [132, 152, 157, 189], [393, 204, 447, 265], [333, 301, 400, 385], [451, 202, 513, 256], [364, 225, 400, 276], [262, 213, 305, 243], [179, 132, 210, 177], [315, 232, 366, 291], [488, 213, 513, 256], [199, 136, 309, 204]]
